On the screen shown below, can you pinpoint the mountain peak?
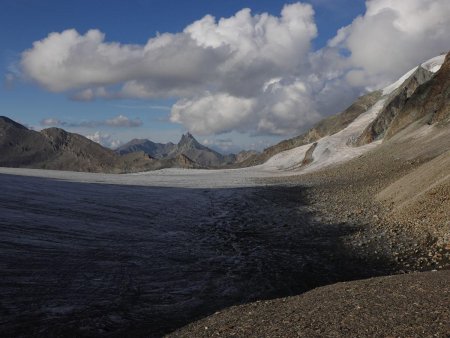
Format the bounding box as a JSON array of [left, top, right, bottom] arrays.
[[178, 132, 201, 147], [180, 132, 194, 140]]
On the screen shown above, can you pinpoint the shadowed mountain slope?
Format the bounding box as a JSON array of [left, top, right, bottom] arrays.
[[0, 116, 56, 167], [0, 118, 157, 173]]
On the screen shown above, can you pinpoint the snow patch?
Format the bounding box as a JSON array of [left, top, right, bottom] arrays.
[[260, 144, 311, 171], [258, 98, 386, 173], [421, 54, 446, 73]]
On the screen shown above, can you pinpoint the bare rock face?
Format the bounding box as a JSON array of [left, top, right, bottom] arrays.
[[357, 66, 434, 145], [357, 52, 450, 145], [38, 127, 131, 172], [384, 52, 450, 139], [301, 142, 318, 166]]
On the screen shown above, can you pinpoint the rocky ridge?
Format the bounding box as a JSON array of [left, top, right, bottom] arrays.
[[116, 138, 176, 158], [0, 118, 216, 172], [357, 66, 434, 144], [0, 118, 160, 173], [117, 132, 235, 168], [236, 90, 382, 167]]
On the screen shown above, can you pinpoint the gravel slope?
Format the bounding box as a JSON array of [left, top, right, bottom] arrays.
[[168, 270, 450, 338]]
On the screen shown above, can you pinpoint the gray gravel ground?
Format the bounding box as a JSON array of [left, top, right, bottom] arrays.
[[168, 270, 450, 338]]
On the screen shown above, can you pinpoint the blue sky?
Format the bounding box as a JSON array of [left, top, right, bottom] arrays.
[[1, 0, 448, 153]]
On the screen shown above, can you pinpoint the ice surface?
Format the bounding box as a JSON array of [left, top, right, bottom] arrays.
[[0, 166, 290, 189], [0, 172, 376, 336]]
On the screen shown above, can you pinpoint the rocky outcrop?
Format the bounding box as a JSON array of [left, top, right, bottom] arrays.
[[357, 66, 434, 145], [0, 118, 226, 172], [171, 153, 201, 169], [356, 52, 449, 145], [384, 52, 450, 139], [167, 132, 235, 167], [301, 142, 317, 166]]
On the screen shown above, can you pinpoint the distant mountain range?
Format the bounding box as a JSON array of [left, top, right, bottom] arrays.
[[0, 52, 448, 173], [0, 118, 257, 172], [116, 132, 239, 168], [0, 118, 158, 173]]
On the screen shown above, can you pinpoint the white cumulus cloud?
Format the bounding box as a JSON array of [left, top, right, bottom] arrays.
[[85, 131, 122, 149], [329, 0, 450, 88], [19, 0, 450, 137]]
